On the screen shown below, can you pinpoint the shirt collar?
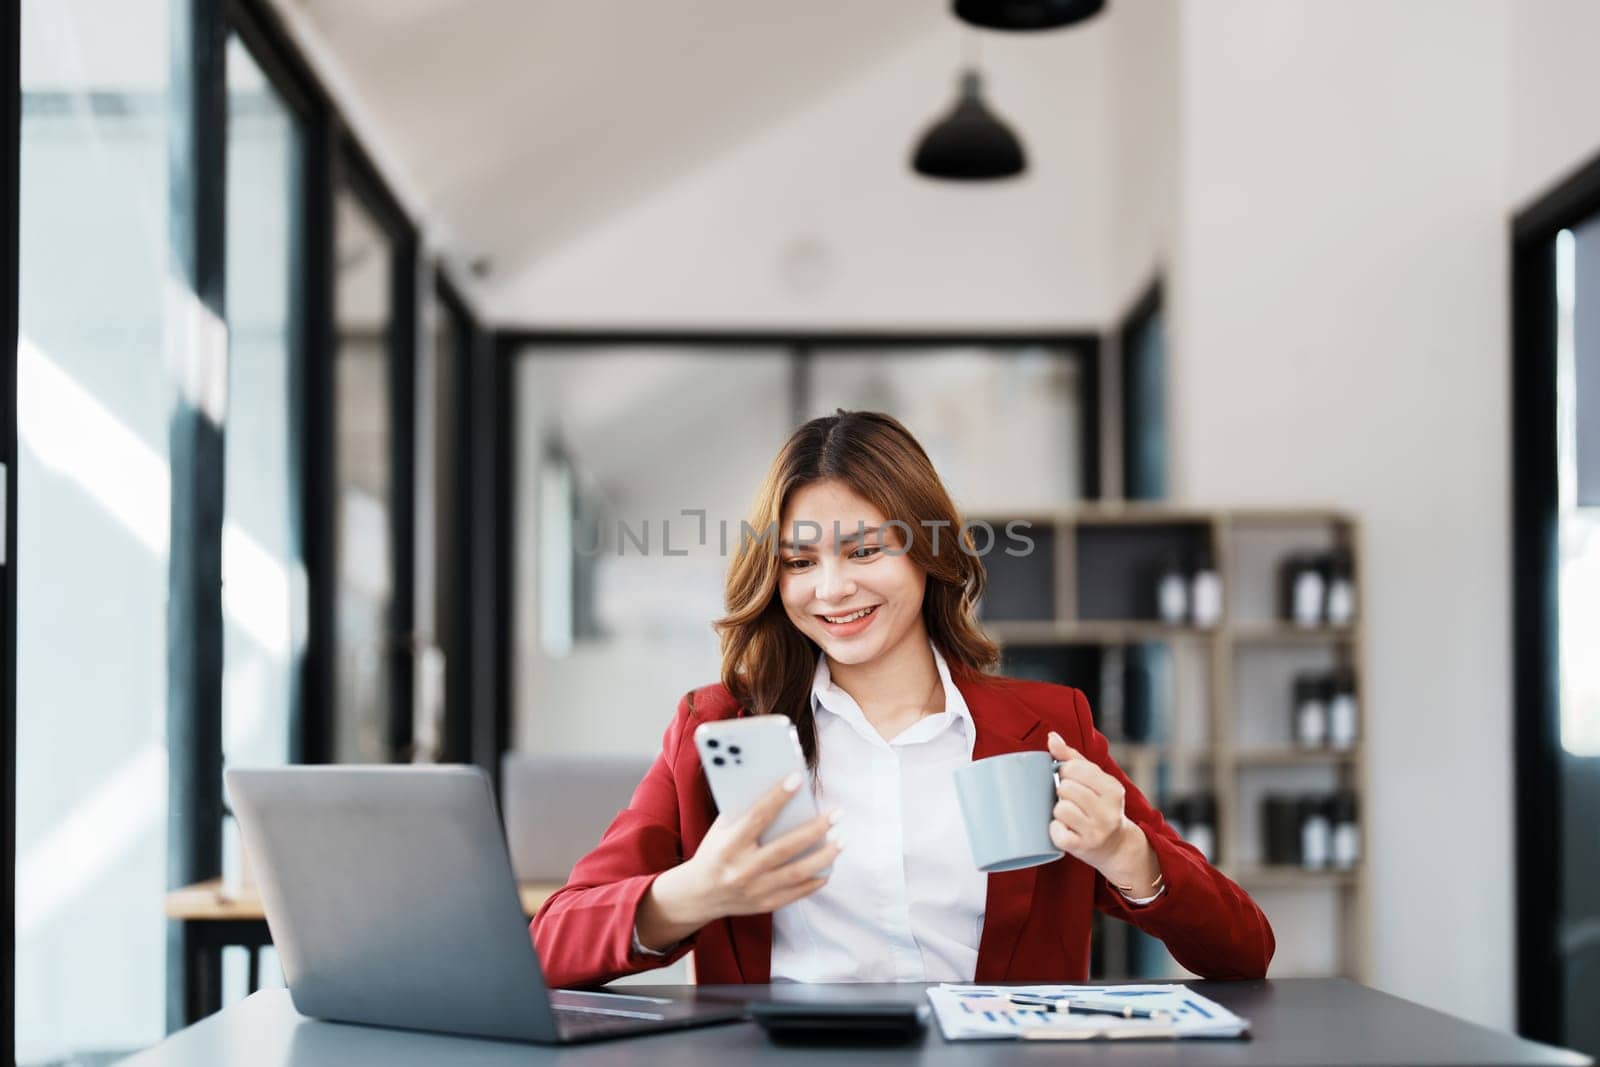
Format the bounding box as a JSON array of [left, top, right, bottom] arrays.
[[810, 639, 974, 739]]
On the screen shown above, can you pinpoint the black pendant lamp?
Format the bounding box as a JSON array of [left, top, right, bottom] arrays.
[[911, 70, 1026, 181], [953, 0, 1105, 31]]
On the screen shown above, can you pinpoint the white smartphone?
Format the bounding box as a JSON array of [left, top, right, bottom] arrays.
[[694, 715, 823, 850]]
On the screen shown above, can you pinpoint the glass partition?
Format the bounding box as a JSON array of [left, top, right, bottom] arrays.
[[332, 187, 396, 763], [511, 347, 793, 754], [15, 0, 171, 1059]]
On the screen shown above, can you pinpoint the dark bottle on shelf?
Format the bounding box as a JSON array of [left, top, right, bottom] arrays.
[[1325, 547, 1357, 626], [1292, 673, 1329, 749], [1156, 552, 1189, 624], [1280, 554, 1326, 628], [1190, 543, 1223, 628], [1327, 667, 1359, 750], [1331, 791, 1360, 869], [1263, 794, 1301, 866], [1299, 794, 1331, 871]]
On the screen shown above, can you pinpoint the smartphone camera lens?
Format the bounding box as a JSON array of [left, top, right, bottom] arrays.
[[711, 755, 725, 766], [706, 738, 720, 748], [727, 745, 741, 756]]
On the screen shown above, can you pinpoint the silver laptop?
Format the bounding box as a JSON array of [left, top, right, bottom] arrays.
[[225, 765, 744, 1044]]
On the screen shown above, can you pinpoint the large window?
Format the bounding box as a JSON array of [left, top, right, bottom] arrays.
[[15, 0, 172, 1060], [219, 30, 305, 1001], [10, 0, 439, 1053]]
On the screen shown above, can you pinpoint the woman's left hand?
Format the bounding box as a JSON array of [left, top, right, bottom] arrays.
[[1046, 731, 1161, 894]]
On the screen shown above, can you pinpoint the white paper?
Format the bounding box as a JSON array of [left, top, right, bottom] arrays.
[[926, 983, 1249, 1041]]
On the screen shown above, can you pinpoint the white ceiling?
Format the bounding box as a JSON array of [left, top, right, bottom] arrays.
[[275, 0, 949, 299]]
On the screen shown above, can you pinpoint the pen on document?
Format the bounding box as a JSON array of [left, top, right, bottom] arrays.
[[1005, 994, 1171, 1020]]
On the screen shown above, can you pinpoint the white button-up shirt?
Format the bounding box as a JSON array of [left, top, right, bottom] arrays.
[[769, 641, 989, 983]]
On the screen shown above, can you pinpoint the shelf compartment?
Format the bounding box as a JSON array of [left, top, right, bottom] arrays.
[[1230, 623, 1358, 644], [1234, 746, 1360, 766], [976, 522, 1057, 622], [988, 620, 1216, 645], [1228, 865, 1360, 890], [1076, 521, 1215, 622]]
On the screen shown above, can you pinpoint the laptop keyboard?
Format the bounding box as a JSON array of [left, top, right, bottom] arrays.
[[553, 1005, 666, 1040]]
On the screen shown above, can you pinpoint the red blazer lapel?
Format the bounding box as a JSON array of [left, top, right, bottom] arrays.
[[958, 674, 1048, 982], [726, 913, 772, 983]]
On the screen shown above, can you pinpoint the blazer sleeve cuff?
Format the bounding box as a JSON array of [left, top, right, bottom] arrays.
[[1100, 821, 1200, 923], [618, 871, 696, 973]]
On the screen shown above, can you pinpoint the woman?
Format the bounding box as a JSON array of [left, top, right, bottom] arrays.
[[530, 410, 1274, 987]]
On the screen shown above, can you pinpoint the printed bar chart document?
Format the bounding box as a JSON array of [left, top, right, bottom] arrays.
[[926, 984, 1249, 1042]]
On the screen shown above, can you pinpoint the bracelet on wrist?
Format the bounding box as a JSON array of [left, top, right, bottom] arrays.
[[1114, 870, 1164, 899]]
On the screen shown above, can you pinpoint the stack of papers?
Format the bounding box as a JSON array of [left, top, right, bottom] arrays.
[[926, 983, 1250, 1041]]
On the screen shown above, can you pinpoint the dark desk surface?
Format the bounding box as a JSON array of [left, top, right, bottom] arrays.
[[120, 980, 1592, 1067]]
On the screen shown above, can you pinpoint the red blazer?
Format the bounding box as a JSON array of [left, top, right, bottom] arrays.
[[529, 672, 1275, 988]]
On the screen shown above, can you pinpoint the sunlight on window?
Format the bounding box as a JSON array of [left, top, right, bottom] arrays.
[[19, 333, 294, 660], [539, 446, 575, 658], [15, 743, 167, 937], [164, 275, 228, 426], [1555, 229, 1600, 756]]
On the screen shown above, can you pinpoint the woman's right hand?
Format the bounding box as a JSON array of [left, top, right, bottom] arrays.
[[634, 773, 842, 952]]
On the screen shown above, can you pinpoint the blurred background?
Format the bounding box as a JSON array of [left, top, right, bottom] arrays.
[[6, 0, 1600, 1062]]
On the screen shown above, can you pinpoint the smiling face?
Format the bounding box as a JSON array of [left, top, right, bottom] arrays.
[[776, 479, 929, 668]]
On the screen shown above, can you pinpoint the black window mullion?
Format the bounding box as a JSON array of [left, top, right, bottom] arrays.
[[386, 231, 418, 762], [293, 107, 338, 768], [490, 335, 514, 798], [438, 276, 479, 769], [164, 0, 228, 1033], [1079, 335, 1102, 501]]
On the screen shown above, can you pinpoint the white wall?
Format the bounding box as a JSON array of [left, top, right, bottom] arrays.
[[1106, 0, 1180, 315], [1167, 0, 1515, 1027], [1510, 0, 1600, 211], [486, 24, 1116, 330]]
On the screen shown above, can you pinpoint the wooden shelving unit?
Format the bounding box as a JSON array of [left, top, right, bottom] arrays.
[[972, 504, 1369, 983]]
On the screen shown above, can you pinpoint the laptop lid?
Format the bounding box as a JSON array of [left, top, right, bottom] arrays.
[[225, 765, 561, 1043]]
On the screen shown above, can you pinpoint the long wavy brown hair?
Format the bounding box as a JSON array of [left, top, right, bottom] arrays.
[[714, 410, 1000, 769]]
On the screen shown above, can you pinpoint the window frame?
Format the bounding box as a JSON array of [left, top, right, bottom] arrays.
[[1118, 280, 1165, 501], [1510, 146, 1600, 1044], [437, 275, 492, 778], [225, 0, 428, 771], [333, 139, 419, 764], [492, 328, 1104, 802]]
